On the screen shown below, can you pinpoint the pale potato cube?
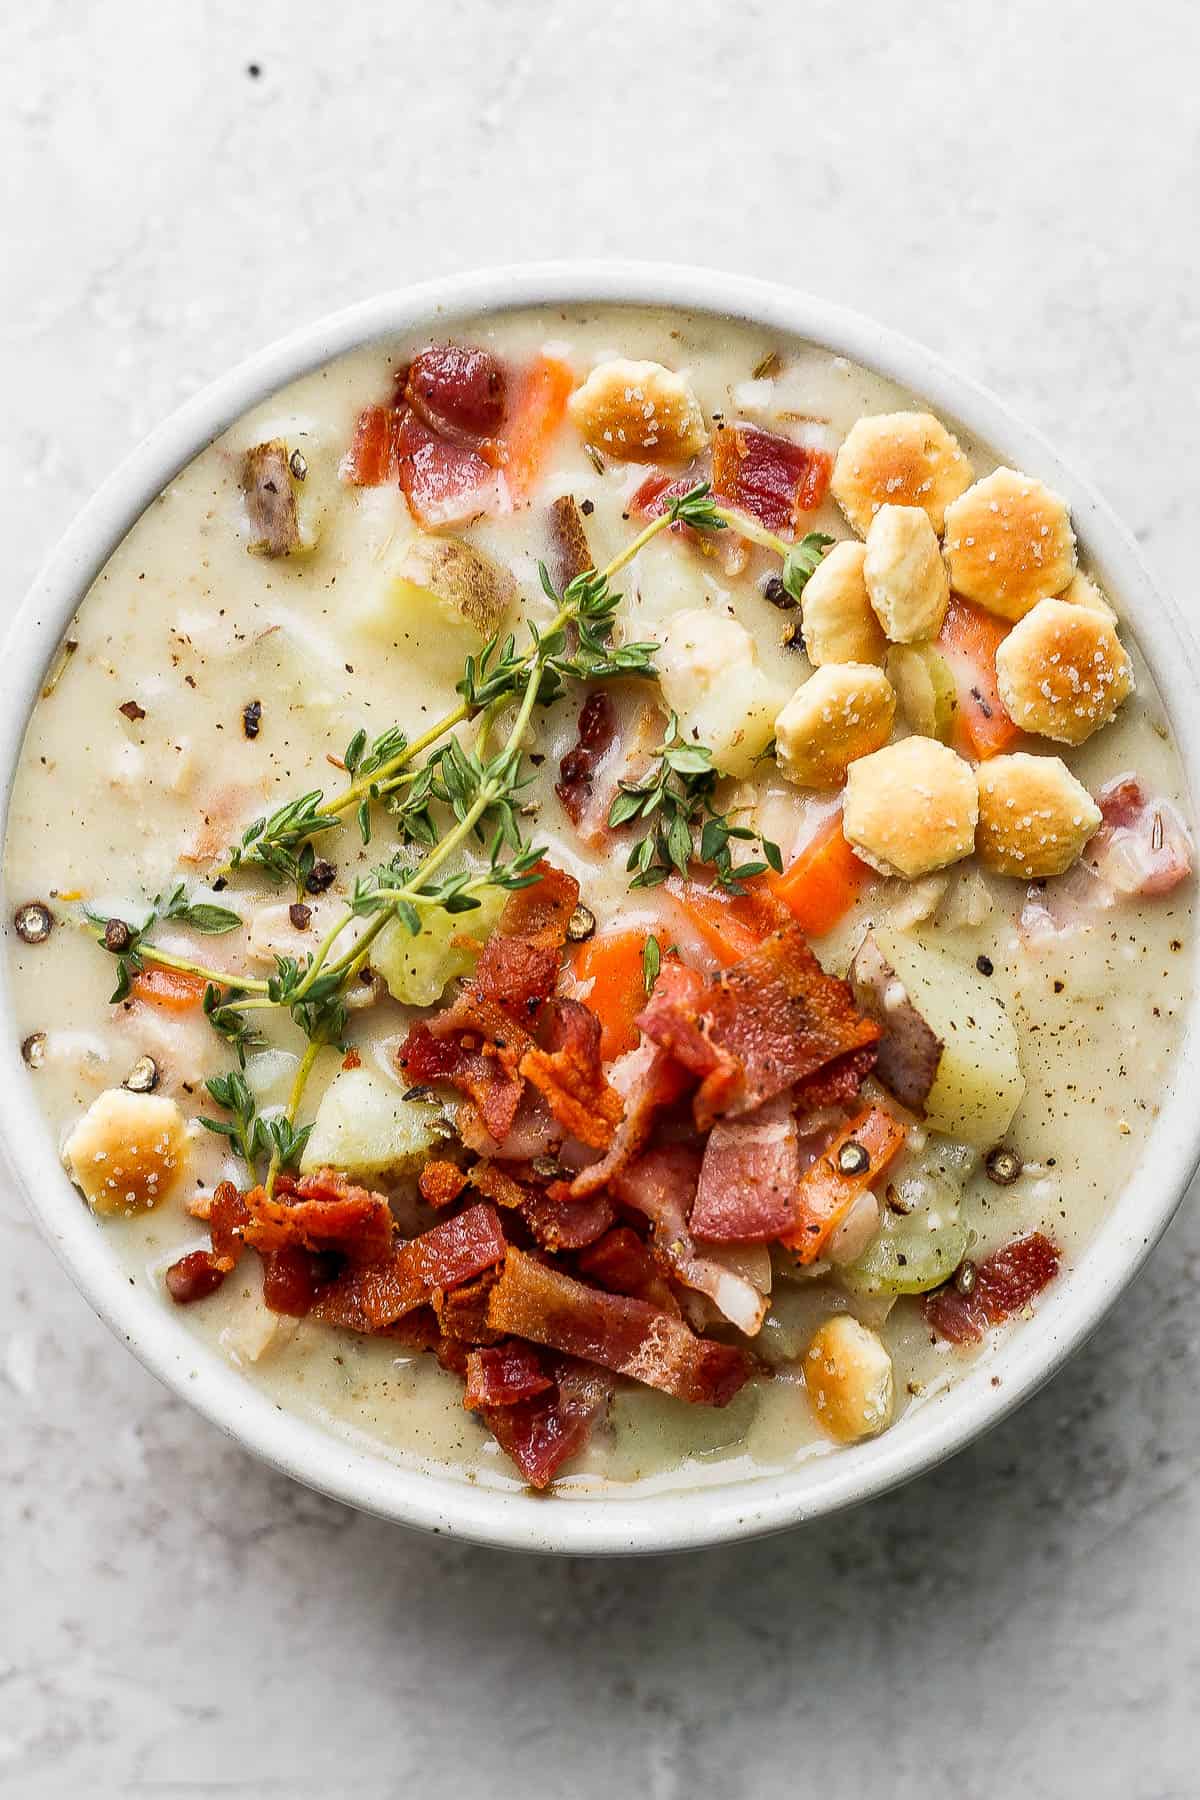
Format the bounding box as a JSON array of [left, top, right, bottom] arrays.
[[976, 752, 1102, 879], [850, 927, 1025, 1144], [863, 505, 949, 643], [373, 886, 506, 1007], [353, 535, 517, 683], [800, 541, 888, 666], [569, 358, 707, 464], [943, 467, 1076, 621], [843, 736, 978, 878], [64, 1088, 188, 1216], [657, 609, 788, 778], [995, 597, 1133, 745], [831, 411, 973, 536], [300, 1066, 446, 1185], [774, 663, 896, 789], [803, 1315, 894, 1443]]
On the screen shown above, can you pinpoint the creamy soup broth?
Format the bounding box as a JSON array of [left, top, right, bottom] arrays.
[[5, 304, 1192, 1495]]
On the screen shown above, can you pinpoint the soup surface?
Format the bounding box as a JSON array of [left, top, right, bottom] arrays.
[[5, 305, 1194, 1496]]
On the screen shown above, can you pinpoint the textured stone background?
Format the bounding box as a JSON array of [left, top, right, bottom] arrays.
[[3, 3, 1198, 1795]]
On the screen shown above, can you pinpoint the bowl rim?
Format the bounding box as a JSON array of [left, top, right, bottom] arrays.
[[2, 259, 1198, 1555]]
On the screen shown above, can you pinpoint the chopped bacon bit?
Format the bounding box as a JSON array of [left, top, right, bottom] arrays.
[[165, 1249, 228, 1305], [568, 1040, 693, 1200], [556, 691, 617, 828], [638, 926, 879, 1127], [419, 1160, 469, 1210], [549, 494, 594, 587], [487, 1246, 751, 1405], [520, 998, 624, 1151], [577, 1226, 680, 1315], [925, 1231, 1062, 1344], [630, 470, 698, 520], [493, 861, 580, 957], [463, 1341, 554, 1410], [395, 408, 505, 528], [241, 1169, 395, 1263], [208, 1180, 250, 1269], [404, 345, 507, 443], [779, 1106, 907, 1261], [380, 1306, 444, 1350], [522, 1187, 615, 1251], [402, 991, 533, 1143], [614, 1144, 770, 1335], [480, 1359, 611, 1489], [690, 1097, 800, 1242], [473, 860, 581, 1016], [261, 1245, 337, 1317], [712, 422, 832, 533], [1087, 775, 1194, 898], [311, 1203, 507, 1333], [435, 1270, 502, 1345], [341, 1047, 362, 1071], [340, 405, 405, 485]]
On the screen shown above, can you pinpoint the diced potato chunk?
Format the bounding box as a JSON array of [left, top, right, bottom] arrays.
[[63, 1088, 188, 1215], [850, 926, 1025, 1144], [373, 886, 506, 1007], [300, 1066, 446, 1184], [657, 609, 788, 777], [803, 1315, 894, 1442], [353, 535, 517, 682]]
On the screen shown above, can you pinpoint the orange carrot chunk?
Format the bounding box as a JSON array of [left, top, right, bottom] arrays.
[[502, 354, 575, 501], [768, 811, 872, 938], [573, 930, 653, 1061], [938, 594, 1020, 760], [668, 877, 787, 968], [130, 965, 209, 1011], [780, 1106, 907, 1262]]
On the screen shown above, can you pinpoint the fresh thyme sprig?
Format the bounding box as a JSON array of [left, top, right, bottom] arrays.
[[88, 883, 243, 1003], [199, 1067, 312, 1185], [609, 715, 782, 893], [219, 483, 721, 885]]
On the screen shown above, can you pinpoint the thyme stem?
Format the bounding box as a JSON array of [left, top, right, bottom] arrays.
[[264, 1035, 324, 1199]]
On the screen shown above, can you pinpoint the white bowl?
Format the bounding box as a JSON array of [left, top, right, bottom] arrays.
[[2, 263, 1198, 1554]]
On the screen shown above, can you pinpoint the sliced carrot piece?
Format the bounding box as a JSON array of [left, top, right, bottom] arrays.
[[130, 965, 209, 1011], [780, 1106, 906, 1262], [767, 811, 871, 938], [937, 595, 1020, 760], [501, 354, 575, 501], [573, 930, 653, 1060], [668, 877, 787, 968]]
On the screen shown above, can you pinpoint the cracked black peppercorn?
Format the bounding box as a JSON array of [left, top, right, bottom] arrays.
[[242, 699, 263, 739], [305, 859, 336, 894]]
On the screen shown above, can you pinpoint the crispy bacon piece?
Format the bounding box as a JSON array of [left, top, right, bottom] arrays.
[[395, 408, 505, 528], [463, 1341, 554, 1410], [165, 1250, 227, 1305], [614, 1145, 770, 1335], [310, 1204, 507, 1333], [340, 405, 405, 485], [925, 1232, 1062, 1344], [577, 1225, 680, 1315], [457, 1088, 564, 1163], [419, 1160, 469, 1210], [712, 421, 832, 532], [261, 1245, 337, 1317], [556, 691, 617, 828], [480, 1359, 611, 1489], [487, 1246, 751, 1404], [1086, 775, 1194, 898], [241, 1169, 395, 1263], [435, 1271, 502, 1345], [474, 861, 580, 1017], [470, 1157, 614, 1252], [401, 991, 533, 1143], [550, 493, 594, 587], [208, 1180, 251, 1268], [568, 1041, 692, 1199], [519, 998, 624, 1151], [404, 344, 506, 443], [637, 926, 879, 1127], [690, 1096, 800, 1242]]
